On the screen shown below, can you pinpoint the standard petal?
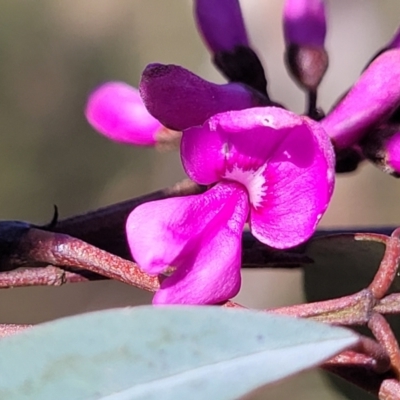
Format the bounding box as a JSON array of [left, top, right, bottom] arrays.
[[126, 182, 249, 304], [249, 120, 334, 249], [181, 107, 317, 185], [85, 82, 162, 146]]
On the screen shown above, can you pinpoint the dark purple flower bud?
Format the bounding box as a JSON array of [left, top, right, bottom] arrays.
[[283, 0, 328, 92], [194, 0, 268, 95], [139, 63, 269, 131], [283, 0, 326, 47], [321, 49, 400, 149], [213, 45, 269, 97], [334, 147, 364, 174], [194, 0, 249, 54], [360, 123, 400, 176]]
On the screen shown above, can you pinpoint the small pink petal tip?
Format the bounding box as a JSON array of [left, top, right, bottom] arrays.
[[85, 81, 162, 146]]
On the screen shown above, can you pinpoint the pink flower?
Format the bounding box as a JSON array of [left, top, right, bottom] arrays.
[[386, 131, 400, 174], [85, 82, 163, 146], [126, 107, 335, 304], [322, 50, 400, 149], [360, 123, 400, 176]]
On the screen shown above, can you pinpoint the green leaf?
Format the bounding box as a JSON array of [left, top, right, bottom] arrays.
[[0, 306, 357, 400]]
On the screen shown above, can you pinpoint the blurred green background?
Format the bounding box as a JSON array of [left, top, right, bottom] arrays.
[[0, 0, 399, 398]]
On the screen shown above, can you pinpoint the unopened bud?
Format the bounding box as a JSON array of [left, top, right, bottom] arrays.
[[283, 0, 328, 91], [139, 63, 269, 131]]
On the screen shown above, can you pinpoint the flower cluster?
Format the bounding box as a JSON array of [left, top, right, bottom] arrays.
[[85, 1, 400, 304]]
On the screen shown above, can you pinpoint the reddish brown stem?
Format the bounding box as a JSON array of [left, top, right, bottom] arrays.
[[267, 289, 373, 325], [375, 294, 400, 314], [8, 228, 160, 292], [369, 313, 400, 379], [369, 228, 400, 299], [0, 266, 106, 288], [379, 379, 400, 400], [354, 336, 392, 373]]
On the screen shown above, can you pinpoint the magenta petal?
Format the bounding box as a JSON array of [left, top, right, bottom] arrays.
[[250, 120, 334, 249], [181, 107, 334, 249], [139, 63, 265, 131], [181, 107, 327, 184], [194, 0, 249, 53], [387, 26, 400, 50], [386, 131, 400, 173], [126, 182, 249, 305], [322, 50, 400, 149], [283, 0, 326, 47], [85, 82, 162, 146]]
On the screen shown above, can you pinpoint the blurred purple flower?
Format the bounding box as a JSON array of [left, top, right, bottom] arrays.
[[85, 82, 162, 146], [385, 131, 400, 173], [322, 50, 400, 149], [283, 0, 327, 47], [126, 107, 335, 304], [194, 0, 249, 54], [283, 0, 328, 93]]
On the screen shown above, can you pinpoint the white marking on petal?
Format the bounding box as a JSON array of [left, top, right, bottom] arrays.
[[222, 142, 230, 156], [224, 165, 267, 209]]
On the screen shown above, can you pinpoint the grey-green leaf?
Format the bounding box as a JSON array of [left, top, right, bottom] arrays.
[[0, 306, 358, 400]]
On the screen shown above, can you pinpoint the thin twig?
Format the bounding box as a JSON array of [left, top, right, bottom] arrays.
[[0, 266, 106, 288], [369, 313, 400, 380], [267, 289, 373, 325], [369, 227, 400, 299], [375, 294, 400, 314], [379, 379, 400, 400]]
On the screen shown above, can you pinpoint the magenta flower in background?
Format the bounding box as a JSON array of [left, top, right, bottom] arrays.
[[126, 107, 335, 304], [322, 49, 400, 149], [85, 82, 163, 146], [385, 131, 400, 174], [360, 123, 400, 176], [194, 0, 249, 54]]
